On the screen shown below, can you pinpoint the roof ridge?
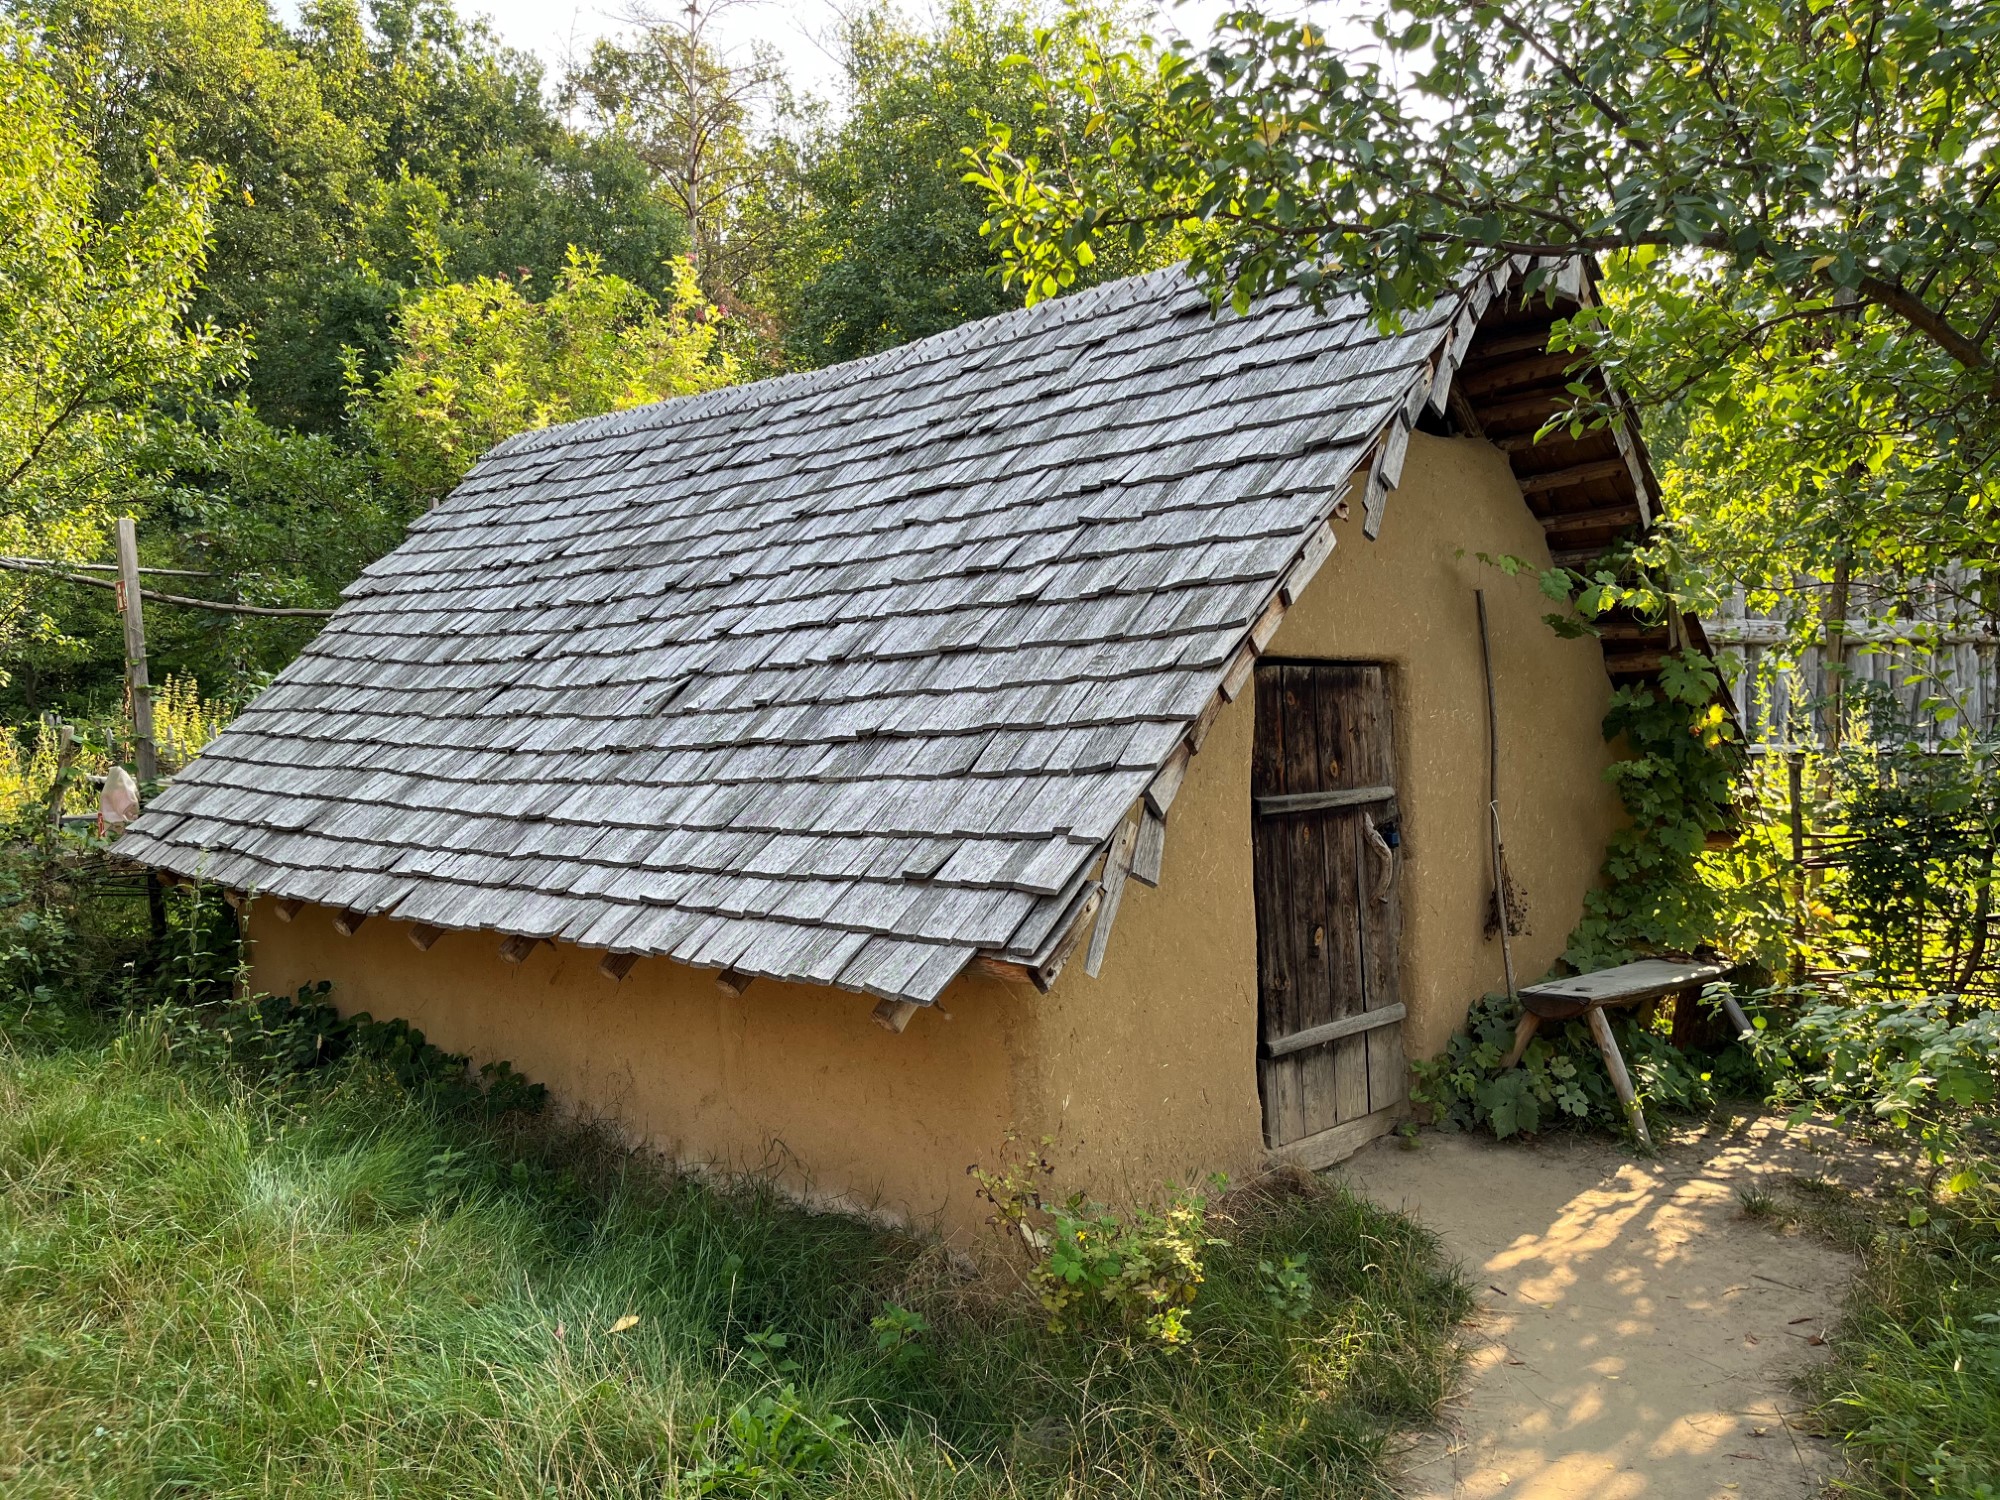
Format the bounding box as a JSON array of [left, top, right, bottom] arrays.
[[489, 265, 1205, 462]]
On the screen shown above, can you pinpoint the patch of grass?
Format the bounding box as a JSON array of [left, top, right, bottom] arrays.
[[0, 989, 1471, 1499], [1755, 1167, 2000, 1497]]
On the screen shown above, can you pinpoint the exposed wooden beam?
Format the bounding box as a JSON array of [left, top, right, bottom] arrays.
[[1218, 643, 1256, 702], [1145, 745, 1192, 817], [871, 998, 921, 1033], [969, 953, 1048, 990], [1474, 390, 1571, 429], [332, 907, 369, 937], [497, 933, 543, 964], [715, 969, 753, 998], [407, 923, 445, 951], [274, 897, 305, 922], [1465, 325, 1560, 361], [599, 951, 640, 982], [1456, 350, 1578, 398], [1445, 383, 1487, 440], [1084, 816, 1141, 978], [1605, 650, 1666, 675], [1517, 458, 1633, 495], [1540, 504, 1644, 538]]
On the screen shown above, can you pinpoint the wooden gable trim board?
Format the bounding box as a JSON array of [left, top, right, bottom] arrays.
[[1130, 807, 1166, 888], [1084, 814, 1141, 978]]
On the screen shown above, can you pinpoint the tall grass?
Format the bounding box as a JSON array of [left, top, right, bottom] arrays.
[[1806, 1186, 2000, 1498], [0, 988, 1470, 1499]]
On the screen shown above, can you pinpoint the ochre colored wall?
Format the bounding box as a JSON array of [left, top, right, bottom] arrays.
[[245, 906, 1031, 1231], [1015, 431, 1622, 1201], [243, 430, 1621, 1237]]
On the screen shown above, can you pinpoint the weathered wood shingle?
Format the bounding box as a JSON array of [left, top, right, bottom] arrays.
[[119, 262, 1527, 1004]]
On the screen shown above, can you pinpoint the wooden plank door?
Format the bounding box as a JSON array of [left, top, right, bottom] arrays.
[[1251, 662, 1406, 1150]]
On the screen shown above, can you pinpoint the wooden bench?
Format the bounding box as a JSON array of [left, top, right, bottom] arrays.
[[1500, 958, 1745, 1148]]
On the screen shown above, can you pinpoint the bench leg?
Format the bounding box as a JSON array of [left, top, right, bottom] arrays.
[[1500, 1011, 1540, 1069], [1586, 1006, 1653, 1150]]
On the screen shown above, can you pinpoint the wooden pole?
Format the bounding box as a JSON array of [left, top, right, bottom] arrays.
[[116, 517, 165, 941], [48, 722, 74, 834], [115, 518, 157, 785], [1476, 590, 1518, 1000], [1787, 749, 1806, 985]]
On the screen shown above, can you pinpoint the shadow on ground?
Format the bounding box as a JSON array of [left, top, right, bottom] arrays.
[[1340, 1113, 1900, 1499]]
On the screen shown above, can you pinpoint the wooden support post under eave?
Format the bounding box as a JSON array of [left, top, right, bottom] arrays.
[[274, 897, 305, 922], [715, 969, 753, 998], [332, 907, 368, 937], [871, 998, 920, 1033], [599, 951, 640, 982], [407, 923, 445, 951], [497, 933, 543, 964]]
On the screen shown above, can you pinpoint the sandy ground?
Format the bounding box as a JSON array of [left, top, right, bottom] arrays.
[[1338, 1114, 1885, 1500]]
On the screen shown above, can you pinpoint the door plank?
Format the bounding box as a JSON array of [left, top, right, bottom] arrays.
[[1338, 664, 1408, 1113], [1307, 667, 1373, 1124], [1251, 669, 1297, 1143]]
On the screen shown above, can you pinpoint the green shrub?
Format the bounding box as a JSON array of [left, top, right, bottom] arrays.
[[1412, 992, 1760, 1140]]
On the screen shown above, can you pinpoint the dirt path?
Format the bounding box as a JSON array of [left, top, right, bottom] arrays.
[[1339, 1115, 1879, 1500]]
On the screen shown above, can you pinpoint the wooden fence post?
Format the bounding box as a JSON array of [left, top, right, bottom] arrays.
[[115, 517, 158, 786], [116, 516, 166, 941]]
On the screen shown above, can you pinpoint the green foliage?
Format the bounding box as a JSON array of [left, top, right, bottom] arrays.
[[1813, 1194, 2000, 1499], [0, 22, 240, 665], [971, 1136, 1226, 1347], [0, 960, 1475, 1498], [971, 0, 2000, 650], [1813, 734, 2000, 996], [782, 0, 1165, 368], [1412, 992, 1754, 1142], [354, 251, 735, 509]]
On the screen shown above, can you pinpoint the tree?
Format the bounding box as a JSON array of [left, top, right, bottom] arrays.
[[354, 251, 736, 509], [0, 26, 239, 661], [970, 0, 2000, 633], [567, 0, 788, 318]]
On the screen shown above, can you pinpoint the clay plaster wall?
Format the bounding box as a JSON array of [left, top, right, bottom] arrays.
[[244, 430, 1622, 1236]]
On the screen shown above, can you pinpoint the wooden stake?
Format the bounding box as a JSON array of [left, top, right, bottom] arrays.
[[48, 722, 74, 833], [1787, 749, 1806, 985], [114, 518, 157, 786]]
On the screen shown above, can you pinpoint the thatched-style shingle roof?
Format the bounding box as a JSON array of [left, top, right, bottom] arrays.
[[120, 257, 1625, 1005]]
